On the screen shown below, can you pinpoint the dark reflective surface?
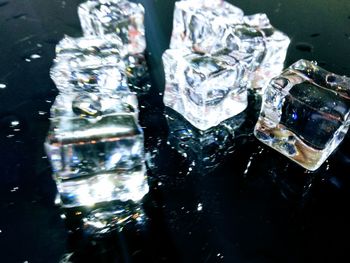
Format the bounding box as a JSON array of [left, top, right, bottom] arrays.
[[1, 0, 350, 262]]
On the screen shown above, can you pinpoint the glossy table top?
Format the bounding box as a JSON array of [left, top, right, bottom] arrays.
[[0, 0, 350, 262]]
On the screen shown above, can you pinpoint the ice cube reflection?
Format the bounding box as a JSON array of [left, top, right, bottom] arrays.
[[166, 108, 246, 172]]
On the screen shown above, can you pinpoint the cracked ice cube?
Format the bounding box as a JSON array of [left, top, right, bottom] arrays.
[[254, 60, 350, 171], [45, 103, 148, 207], [78, 0, 146, 54], [163, 49, 247, 130]]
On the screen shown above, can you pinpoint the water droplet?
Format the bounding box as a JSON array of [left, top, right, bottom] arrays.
[[38, 111, 46, 116], [30, 54, 41, 60], [244, 160, 252, 175], [10, 187, 19, 192], [0, 115, 24, 138], [0, 83, 6, 89], [197, 203, 203, 211], [10, 120, 19, 127], [326, 74, 337, 83], [72, 94, 102, 118], [59, 253, 74, 263]]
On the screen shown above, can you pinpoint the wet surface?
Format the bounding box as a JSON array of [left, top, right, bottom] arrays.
[[1, 0, 350, 262]]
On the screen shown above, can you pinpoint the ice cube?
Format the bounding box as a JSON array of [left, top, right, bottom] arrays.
[[77, 2, 150, 93], [244, 14, 290, 93], [163, 49, 247, 130], [51, 35, 128, 94], [170, 1, 290, 94], [170, 0, 244, 54], [78, 0, 145, 54], [45, 109, 148, 207], [254, 60, 350, 171]]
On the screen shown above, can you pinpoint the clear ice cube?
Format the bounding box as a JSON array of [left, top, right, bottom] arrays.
[[244, 14, 290, 93], [254, 60, 350, 171], [45, 111, 148, 208], [163, 49, 247, 130], [51, 35, 128, 94], [78, 0, 146, 54], [170, 0, 244, 54], [169, 1, 290, 93], [77, 5, 150, 93]]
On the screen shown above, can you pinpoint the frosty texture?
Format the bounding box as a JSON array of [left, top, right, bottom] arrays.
[[254, 60, 350, 171]]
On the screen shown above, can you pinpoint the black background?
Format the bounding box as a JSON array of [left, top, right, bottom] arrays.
[[1, 0, 350, 262]]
